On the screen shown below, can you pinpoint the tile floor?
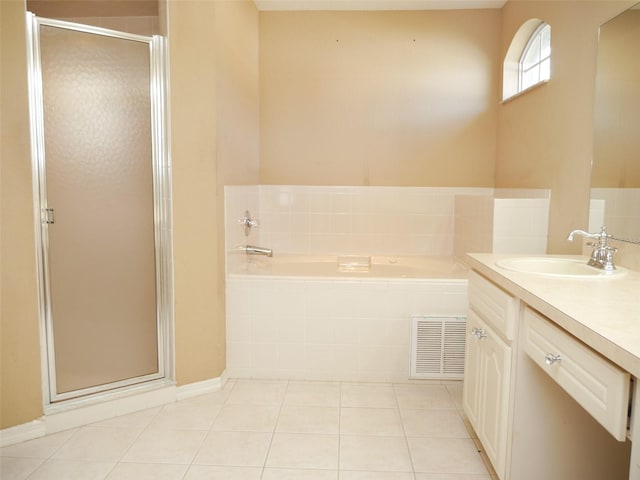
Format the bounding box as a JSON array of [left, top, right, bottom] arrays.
[[1, 379, 497, 480]]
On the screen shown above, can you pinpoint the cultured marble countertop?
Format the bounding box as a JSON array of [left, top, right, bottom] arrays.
[[466, 253, 640, 378]]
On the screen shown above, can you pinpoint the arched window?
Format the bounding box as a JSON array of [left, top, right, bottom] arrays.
[[503, 19, 551, 101], [519, 23, 551, 91]]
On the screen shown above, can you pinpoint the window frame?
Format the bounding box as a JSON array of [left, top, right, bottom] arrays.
[[518, 22, 551, 93]]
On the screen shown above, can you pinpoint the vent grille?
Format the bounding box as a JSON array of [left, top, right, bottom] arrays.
[[410, 316, 466, 379]]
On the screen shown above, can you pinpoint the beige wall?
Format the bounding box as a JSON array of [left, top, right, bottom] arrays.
[[216, 1, 260, 187], [214, 0, 260, 364], [259, 10, 501, 186], [0, 0, 44, 429], [26, 0, 161, 35], [496, 0, 635, 253], [168, 0, 222, 385], [164, 0, 260, 385], [26, 0, 158, 18]]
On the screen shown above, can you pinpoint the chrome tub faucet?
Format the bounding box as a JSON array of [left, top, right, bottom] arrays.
[[567, 226, 617, 271], [244, 245, 273, 257]]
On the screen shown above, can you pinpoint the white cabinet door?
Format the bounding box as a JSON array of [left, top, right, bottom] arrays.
[[478, 322, 512, 478], [464, 310, 512, 480], [463, 310, 482, 428]]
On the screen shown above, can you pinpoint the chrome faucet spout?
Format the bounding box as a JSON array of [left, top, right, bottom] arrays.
[[566, 226, 616, 271], [567, 229, 597, 242], [245, 245, 273, 257]]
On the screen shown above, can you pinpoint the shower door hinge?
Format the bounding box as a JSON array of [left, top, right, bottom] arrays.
[[43, 207, 55, 224]]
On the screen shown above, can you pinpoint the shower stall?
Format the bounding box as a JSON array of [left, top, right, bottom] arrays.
[[26, 14, 173, 406]]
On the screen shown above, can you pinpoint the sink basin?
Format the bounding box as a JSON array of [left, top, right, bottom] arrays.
[[495, 257, 625, 278]]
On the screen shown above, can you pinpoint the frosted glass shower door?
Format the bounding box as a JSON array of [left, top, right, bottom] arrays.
[[29, 19, 169, 401]]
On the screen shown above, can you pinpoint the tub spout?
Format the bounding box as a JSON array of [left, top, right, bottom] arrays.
[[245, 245, 273, 257]]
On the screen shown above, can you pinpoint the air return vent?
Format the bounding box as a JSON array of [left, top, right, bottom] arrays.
[[410, 316, 466, 379]]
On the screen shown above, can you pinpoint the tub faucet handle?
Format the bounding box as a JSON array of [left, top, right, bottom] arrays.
[[239, 210, 259, 236]]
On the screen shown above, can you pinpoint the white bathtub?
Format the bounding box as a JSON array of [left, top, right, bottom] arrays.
[[227, 254, 469, 279], [226, 254, 469, 382]]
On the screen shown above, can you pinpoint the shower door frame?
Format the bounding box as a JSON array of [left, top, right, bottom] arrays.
[[25, 14, 174, 407]]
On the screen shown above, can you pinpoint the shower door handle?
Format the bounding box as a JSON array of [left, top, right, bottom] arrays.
[[43, 207, 55, 224]]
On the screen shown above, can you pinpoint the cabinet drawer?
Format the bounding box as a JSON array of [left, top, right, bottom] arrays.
[[523, 307, 630, 441], [469, 271, 518, 341]]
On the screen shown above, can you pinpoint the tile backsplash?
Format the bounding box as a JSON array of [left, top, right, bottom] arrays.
[[225, 185, 550, 259], [257, 186, 494, 257], [492, 197, 550, 254]]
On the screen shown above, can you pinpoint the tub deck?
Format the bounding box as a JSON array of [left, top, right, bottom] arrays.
[[227, 254, 469, 280]]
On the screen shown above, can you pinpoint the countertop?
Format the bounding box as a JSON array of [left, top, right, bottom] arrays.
[[466, 253, 640, 378]]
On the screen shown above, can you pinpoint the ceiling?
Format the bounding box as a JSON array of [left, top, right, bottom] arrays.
[[254, 0, 507, 11]]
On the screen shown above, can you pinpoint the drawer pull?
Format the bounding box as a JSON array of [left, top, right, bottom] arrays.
[[472, 327, 488, 340], [544, 353, 562, 365]]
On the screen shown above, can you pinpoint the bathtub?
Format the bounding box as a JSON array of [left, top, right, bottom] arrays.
[[226, 254, 469, 383]]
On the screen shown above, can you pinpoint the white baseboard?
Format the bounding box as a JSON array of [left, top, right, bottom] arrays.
[[44, 383, 177, 435], [0, 372, 227, 447], [0, 420, 46, 448], [176, 370, 228, 400]]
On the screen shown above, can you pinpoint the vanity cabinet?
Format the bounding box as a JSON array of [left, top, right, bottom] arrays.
[[463, 271, 518, 479], [464, 264, 633, 480]]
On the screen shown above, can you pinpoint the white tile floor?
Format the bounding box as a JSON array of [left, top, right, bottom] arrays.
[[1, 379, 496, 480]]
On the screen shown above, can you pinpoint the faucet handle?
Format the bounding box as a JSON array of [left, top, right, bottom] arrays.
[[602, 245, 618, 271], [239, 210, 259, 236], [594, 226, 612, 249]]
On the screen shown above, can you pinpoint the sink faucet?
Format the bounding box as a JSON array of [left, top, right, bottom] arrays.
[[567, 226, 617, 271]]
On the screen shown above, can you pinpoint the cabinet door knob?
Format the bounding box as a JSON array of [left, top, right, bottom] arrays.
[[544, 353, 562, 365], [471, 327, 487, 340]]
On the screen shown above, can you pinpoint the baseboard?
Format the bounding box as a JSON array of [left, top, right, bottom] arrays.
[[0, 420, 46, 448], [176, 369, 228, 400], [0, 372, 227, 447], [44, 382, 177, 435]]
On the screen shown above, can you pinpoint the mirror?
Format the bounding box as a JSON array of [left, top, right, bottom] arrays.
[[590, 3, 640, 244]]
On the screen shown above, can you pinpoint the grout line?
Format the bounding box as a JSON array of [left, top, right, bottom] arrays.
[[182, 378, 235, 480], [258, 379, 289, 480], [337, 381, 342, 474], [47, 427, 83, 460], [392, 383, 418, 480], [104, 401, 164, 476], [26, 426, 87, 478]]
